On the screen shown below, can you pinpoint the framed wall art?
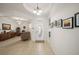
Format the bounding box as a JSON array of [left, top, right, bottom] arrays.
[[49, 18, 54, 28], [49, 31, 51, 37], [62, 17, 73, 29], [75, 12, 79, 27], [50, 22, 54, 28], [2, 23, 11, 30], [55, 20, 57, 27], [55, 19, 62, 28]]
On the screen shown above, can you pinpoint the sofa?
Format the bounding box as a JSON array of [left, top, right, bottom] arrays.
[[0, 31, 17, 41]]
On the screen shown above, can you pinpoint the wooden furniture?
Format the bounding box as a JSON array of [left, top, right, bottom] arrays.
[[0, 30, 31, 42], [21, 32, 31, 41], [0, 31, 17, 41], [16, 27, 21, 36]]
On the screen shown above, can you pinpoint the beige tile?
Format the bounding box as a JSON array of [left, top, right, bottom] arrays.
[[0, 36, 54, 55]]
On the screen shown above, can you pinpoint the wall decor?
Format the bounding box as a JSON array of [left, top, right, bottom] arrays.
[[49, 18, 54, 28], [50, 22, 54, 28], [55, 20, 57, 27], [62, 17, 73, 29], [49, 31, 51, 37], [75, 12, 79, 27], [2, 23, 11, 30], [23, 26, 26, 29], [56, 19, 62, 28]]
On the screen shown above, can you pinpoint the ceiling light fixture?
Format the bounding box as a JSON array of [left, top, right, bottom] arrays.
[[33, 3, 42, 15]]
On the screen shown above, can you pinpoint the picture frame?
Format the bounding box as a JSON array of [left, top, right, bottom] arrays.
[[55, 20, 57, 27], [49, 18, 54, 28], [55, 19, 62, 28], [49, 31, 51, 37], [57, 19, 62, 27], [23, 26, 26, 29], [62, 17, 73, 29], [2, 23, 11, 30], [75, 12, 79, 27], [50, 22, 54, 28]]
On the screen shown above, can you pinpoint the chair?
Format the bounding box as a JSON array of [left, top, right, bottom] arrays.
[[21, 32, 31, 41]]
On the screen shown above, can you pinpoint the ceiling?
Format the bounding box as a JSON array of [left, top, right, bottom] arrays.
[[1, 3, 79, 22], [23, 3, 52, 15], [0, 3, 53, 22]]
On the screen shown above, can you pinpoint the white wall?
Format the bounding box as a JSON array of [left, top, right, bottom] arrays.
[[49, 3, 79, 54], [0, 18, 18, 32], [0, 18, 29, 33]]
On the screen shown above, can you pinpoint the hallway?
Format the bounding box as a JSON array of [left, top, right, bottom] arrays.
[[0, 3, 79, 55], [0, 36, 54, 55]]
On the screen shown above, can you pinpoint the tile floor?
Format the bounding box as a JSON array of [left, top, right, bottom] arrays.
[[0, 36, 54, 55]]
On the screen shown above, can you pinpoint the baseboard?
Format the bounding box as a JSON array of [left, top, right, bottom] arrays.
[[35, 40, 45, 43]]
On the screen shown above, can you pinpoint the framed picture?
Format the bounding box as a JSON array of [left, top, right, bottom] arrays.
[[49, 18, 54, 28], [23, 26, 26, 29], [49, 31, 50, 37], [50, 22, 54, 28], [57, 19, 62, 27], [55, 20, 57, 27], [75, 12, 79, 27], [55, 19, 62, 28], [62, 17, 73, 29], [2, 23, 11, 30]]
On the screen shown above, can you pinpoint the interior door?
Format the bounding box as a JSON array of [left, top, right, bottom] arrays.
[[35, 24, 43, 41]]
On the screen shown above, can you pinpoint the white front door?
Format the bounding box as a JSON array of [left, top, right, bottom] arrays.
[[35, 24, 43, 41], [30, 18, 49, 41], [31, 22, 44, 41]]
